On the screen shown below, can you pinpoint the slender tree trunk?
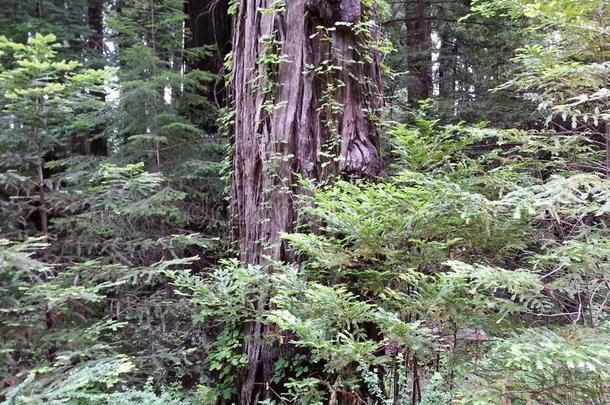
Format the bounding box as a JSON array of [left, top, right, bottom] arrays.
[[596, 4, 609, 178], [604, 121, 610, 179], [438, 36, 455, 99], [35, 157, 48, 235], [230, 1, 383, 403]]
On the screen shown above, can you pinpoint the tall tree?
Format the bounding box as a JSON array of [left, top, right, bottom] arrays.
[[0, 34, 109, 236], [229, 0, 384, 403]]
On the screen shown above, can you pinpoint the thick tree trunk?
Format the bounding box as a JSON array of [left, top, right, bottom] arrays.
[[406, 0, 432, 101], [185, 0, 232, 105], [88, 0, 104, 61], [88, 0, 108, 156], [73, 0, 108, 156], [231, 0, 383, 265], [230, 1, 383, 404]]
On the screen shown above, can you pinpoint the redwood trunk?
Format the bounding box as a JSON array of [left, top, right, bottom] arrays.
[[185, 0, 232, 105], [230, 0, 383, 403], [88, 0, 108, 156], [73, 0, 108, 156], [405, 0, 432, 101]]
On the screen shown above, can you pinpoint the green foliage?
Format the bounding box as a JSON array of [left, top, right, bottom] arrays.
[[106, 0, 227, 236], [473, 0, 610, 147], [384, 0, 533, 127], [2, 1, 610, 405], [0, 234, 204, 388], [1, 356, 199, 405], [49, 162, 193, 253], [0, 0, 96, 63], [458, 327, 610, 404], [0, 4, 227, 402], [0, 33, 111, 236], [171, 101, 610, 403], [0, 33, 109, 156], [171, 260, 265, 399], [268, 108, 610, 403]]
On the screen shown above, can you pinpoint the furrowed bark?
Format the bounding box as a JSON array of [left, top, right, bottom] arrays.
[[230, 1, 384, 404]]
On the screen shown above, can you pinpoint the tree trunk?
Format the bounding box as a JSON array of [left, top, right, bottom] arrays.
[[73, 0, 108, 156], [406, 0, 431, 101], [230, 1, 383, 403], [185, 0, 232, 105], [35, 158, 48, 235], [88, 0, 109, 156]]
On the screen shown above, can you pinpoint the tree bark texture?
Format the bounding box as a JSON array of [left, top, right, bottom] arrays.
[[231, 0, 383, 265], [230, 1, 383, 404]]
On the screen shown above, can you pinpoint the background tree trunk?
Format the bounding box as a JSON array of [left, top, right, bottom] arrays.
[[87, 0, 108, 156], [185, 0, 232, 106], [230, 1, 384, 403], [406, 0, 432, 101], [73, 0, 108, 156]]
